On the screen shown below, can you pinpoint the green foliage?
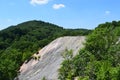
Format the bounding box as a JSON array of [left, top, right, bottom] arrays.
[[0, 49, 20, 80], [85, 23, 119, 60], [61, 49, 73, 60], [59, 21, 120, 80], [0, 20, 90, 80], [77, 76, 89, 80], [42, 76, 47, 80], [58, 49, 74, 80]]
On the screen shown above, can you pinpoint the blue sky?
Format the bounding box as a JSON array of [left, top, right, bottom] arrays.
[[0, 0, 120, 30]]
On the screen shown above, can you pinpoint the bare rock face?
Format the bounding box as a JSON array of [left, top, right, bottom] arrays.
[[18, 36, 86, 80]]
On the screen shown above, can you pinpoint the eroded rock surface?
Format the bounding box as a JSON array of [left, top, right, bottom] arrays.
[[18, 36, 85, 80]]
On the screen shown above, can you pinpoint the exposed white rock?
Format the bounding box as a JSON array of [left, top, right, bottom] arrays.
[[18, 36, 86, 80]]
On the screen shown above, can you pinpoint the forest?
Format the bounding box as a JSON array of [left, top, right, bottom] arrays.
[[0, 20, 91, 80], [59, 21, 120, 80], [0, 20, 120, 80]]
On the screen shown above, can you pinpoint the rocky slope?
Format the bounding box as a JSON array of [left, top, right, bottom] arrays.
[[17, 36, 85, 80]]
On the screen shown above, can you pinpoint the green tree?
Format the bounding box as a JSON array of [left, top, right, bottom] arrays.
[[59, 21, 120, 80], [58, 49, 74, 80]]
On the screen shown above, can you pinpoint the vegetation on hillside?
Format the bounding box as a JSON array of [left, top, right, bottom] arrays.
[[0, 20, 91, 80], [59, 21, 120, 80]]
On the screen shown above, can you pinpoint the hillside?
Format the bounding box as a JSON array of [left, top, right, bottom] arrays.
[[1, 20, 120, 80], [17, 36, 85, 80], [58, 21, 120, 80], [0, 20, 90, 80], [17, 21, 120, 80]]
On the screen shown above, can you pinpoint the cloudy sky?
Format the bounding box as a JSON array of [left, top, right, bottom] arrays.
[[0, 0, 120, 30]]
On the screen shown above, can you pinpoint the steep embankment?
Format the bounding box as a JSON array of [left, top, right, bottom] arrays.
[[17, 36, 85, 80]]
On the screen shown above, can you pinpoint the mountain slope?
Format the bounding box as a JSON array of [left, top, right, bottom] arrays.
[[58, 21, 120, 80], [17, 36, 85, 80], [0, 20, 90, 80]]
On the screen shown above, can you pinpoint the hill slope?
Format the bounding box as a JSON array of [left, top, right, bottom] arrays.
[[58, 21, 120, 80], [0, 20, 90, 80], [17, 36, 85, 80]]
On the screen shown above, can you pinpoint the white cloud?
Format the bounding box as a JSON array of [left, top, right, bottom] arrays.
[[53, 4, 65, 10], [30, 0, 49, 6], [105, 11, 110, 15]]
